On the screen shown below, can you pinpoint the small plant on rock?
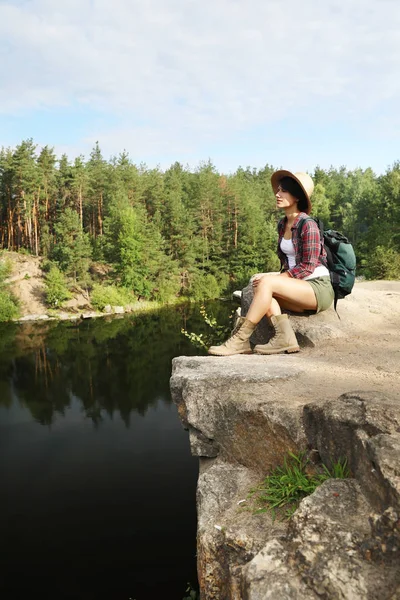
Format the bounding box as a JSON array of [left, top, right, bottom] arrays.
[[181, 304, 233, 350], [182, 582, 199, 600], [249, 452, 350, 521]]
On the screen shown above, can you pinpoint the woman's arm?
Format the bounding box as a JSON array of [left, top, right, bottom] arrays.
[[287, 219, 321, 279]]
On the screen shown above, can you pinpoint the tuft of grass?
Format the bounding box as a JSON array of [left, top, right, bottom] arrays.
[[321, 457, 350, 479], [249, 452, 350, 521]]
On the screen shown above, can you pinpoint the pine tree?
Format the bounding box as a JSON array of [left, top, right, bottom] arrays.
[[87, 142, 109, 237], [52, 208, 92, 281], [36, 146, 57, 256]]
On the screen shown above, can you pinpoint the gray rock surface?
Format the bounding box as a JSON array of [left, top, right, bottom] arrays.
[[18, 313, 51, 321], [81, 311, 102, 319], [284, 479, 400, 600], [304, 391, 400, 512], [196, 459, 283, 600], [171, 356, 307, 472], [242, 539, 318, 600], [171, 356, 400, 599]]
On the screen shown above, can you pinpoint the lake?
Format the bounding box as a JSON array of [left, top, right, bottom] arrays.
[[0, 302, 232, 600]]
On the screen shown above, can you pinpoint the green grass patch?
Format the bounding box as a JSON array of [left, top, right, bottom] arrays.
[[249, 452, 350, 521]]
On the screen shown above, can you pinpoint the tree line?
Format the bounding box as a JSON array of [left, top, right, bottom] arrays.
[[1, 138, 399, 308]]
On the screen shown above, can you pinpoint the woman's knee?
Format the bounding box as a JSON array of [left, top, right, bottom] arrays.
[[258, 275, 282, 292], [255, 276, 273, 294]]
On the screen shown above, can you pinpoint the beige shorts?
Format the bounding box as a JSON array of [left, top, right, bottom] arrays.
[[306, 276, 334, 313]]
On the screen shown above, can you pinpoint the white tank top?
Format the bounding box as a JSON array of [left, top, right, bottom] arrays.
[[280, 238, 330, 280], [280, 238, 296, 269]]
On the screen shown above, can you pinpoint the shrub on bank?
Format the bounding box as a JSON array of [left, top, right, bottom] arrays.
[[0, 256, 19, 321], [187, 272, 226, 301], [0, 289, 20, 321], [0, 256, 12, 281], [45, 265, 72, 307], [90, 284, 135, 311], [364, 246, 400, 280]]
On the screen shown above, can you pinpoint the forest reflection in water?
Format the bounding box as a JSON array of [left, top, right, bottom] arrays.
[[0, 302, 231, 600]]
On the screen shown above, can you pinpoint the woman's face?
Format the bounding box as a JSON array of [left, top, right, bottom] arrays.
[[275, 185, 298, 210]]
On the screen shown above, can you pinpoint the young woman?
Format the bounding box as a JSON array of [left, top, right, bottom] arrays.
[[208, 170, 334, 356]]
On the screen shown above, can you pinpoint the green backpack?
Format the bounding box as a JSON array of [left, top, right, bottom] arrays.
[[299, 217, 357, 312]]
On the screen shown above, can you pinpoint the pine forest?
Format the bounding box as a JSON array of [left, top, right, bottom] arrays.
[[1, 139, 400, 319]]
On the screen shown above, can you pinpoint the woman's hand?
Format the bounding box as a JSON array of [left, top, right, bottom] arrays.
[[251, 274, 264, 287]]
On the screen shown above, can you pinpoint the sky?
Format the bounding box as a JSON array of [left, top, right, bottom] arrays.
[[1, 0, 400, 174]]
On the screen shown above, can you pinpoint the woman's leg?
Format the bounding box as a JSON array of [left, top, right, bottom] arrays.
[[247, 276, 316, 324], [266, 297, 282, 318], [208, 276, 316, 356]]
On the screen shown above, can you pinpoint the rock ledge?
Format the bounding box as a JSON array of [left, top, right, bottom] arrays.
[[171, 354, 400, 600]]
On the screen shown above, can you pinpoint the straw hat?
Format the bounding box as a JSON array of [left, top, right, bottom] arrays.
[[271, 170, 314, 214]]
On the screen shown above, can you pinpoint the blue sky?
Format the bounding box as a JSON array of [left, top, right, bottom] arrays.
[[1, 0, 400, 174]]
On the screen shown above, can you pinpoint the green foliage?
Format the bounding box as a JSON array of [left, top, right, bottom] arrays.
[[182, 304, 233, 350], [321, 457, 350, 479], [2, 140, 400, 308], [151, 271, 181, 303], [41, 258, 53, 273], [52, 208, 92, 280], [0, 289, 20, 321], [183, 582, 199, 600], [249, 452, 350, 521], [363, 246, 400, 280], [0, 256, 19, 321], [0, 256, 12, 280], [90, 283, 135, 311], [311, 182, 331, 224], [187, 272, 223, 301], [16, 247, 31, 256], [104, 198, 180, 300], [44, 265, 72, 307]]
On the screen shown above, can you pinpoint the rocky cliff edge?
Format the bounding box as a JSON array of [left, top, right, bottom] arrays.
[[170, 282, 400, 600]]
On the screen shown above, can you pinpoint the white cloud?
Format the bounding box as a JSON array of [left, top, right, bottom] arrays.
[[1, 0, 400, 164]]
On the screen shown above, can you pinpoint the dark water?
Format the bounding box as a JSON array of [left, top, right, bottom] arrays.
[[0, 302, 231, 600]]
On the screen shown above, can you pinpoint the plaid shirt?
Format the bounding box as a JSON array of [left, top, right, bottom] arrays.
[[277, 212, 327, 279]]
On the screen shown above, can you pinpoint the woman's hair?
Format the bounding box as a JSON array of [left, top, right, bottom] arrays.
[[279, 176, 308, 212]]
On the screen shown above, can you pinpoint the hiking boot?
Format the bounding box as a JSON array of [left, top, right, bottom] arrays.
[[208, 317, 256, 356], [253, 314, 299, 355]]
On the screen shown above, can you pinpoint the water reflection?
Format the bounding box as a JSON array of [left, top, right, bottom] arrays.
[[0, 302, 231, 600], [0, 303, 229, 427]]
